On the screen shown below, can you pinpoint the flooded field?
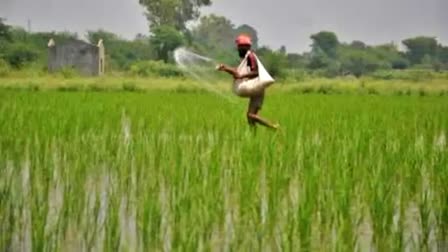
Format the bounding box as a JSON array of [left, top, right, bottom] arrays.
[[0, 90, 447, 251]]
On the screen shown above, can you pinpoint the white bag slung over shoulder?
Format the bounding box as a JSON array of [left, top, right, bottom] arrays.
[[233, 52, 275, 97]]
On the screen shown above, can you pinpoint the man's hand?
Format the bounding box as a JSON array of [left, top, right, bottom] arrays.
[[217, 64, 241, 79], [216, 64, 226, 71]]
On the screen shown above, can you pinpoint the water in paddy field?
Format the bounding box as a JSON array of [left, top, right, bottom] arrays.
[[174, 47, 237, 103]]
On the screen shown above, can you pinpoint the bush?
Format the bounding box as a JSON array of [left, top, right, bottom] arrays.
[[418, 88, 427, 97], [3, 43, 39, 69], [391, 58, 410, 70], [150, 26, 184, 63], [405, 70, 434, 82], [58, 67, 79, 79], [122, 82, 142, 92], [371, 69, 435, 82], [129, 61, 184, 78], [316, 84, 338, 94], [88, 84, 107, 92], [322, 61, 341, 78], [366, 87, 379, 95], [284, 69, 307, 82], [340, 50, 389, 77], [312, 63, 341, 78], [370, 70, 395, 80], [57, 85, 82, 92], [258, 51, 288, 79], [26, 84, 40, 92], [0, 59, 11, 77]]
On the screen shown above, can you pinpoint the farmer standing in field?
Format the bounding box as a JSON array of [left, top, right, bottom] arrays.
[[217, 34, 279, 130]]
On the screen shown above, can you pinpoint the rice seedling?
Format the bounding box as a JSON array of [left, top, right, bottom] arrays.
[[0, 89, 447, 251]]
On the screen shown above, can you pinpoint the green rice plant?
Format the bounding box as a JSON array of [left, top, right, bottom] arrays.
[[121, 81, 141, 92], [0, 90, 446, 251], [56, 85, 83, 92]]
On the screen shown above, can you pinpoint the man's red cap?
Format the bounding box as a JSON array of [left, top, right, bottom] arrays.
[[235, 34, 252, 46]]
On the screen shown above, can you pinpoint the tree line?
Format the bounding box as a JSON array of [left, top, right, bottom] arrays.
[[1, 0, 448, 78]]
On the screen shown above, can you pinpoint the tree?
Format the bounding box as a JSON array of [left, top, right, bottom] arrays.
[[87, 29, 154, 69], [308, 46, 331, 70], [30, 31, 77, 49], [235, 24, 259, 49], [420, 54, 435, 69], [0, 18, 11, 58], [402, 36, 438, 65], [339, 49, 387, 77], [0, 18, 11, 41], [191, 15, 235, 51], [8, 27, 28, 42], [287, 53, 307, 68], [150, 25, 184, 62], [371, 43, 408, 69], [189, 15, 238, 63], [350, 40, 366, 50], [139, 0, 211, 31], [311, 31, 339, 58], [256, 46, 288, 78], [1, 28, 77, 68], [86, 29, 119, 44], [135, 33, 149, 41], [3, 43, 39, 68], [438, 46, 448, 65], [278, 45, 287, 55]]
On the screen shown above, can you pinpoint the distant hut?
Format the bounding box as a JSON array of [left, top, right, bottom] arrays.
[[48, 38, 105, 76]]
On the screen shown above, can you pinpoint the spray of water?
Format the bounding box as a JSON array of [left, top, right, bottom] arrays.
[[174, 47, 216, 64], [174, 47, 237, 103]]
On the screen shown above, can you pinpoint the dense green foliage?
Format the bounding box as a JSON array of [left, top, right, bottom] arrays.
[[150, 26, 185, 63], [139, 0, 211, 31], [311, 31, 339, 59], [403, 37, 439, 65], [192, 15, 236, 52], [0, 19, 156, 71], [0, 90, 447, 250], [304, 33, 448, 77], [0, 18, 11, 41], [1, 8, 448, 78], [188, 15, 259, 66], [2, 43, 39, 69], [129, 60, 184, 77], [86, 30, 154, 69]]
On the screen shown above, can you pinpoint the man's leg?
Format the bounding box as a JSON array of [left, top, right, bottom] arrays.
[[247, 92, 278, 130], [248, 113, 278, 129]]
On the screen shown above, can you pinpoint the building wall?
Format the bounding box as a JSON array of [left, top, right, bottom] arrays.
[[98, 41, 105, 75], [48, 40, 103, 76]]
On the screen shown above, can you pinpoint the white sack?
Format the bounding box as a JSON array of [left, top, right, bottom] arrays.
[[233, 52, 275, 97]]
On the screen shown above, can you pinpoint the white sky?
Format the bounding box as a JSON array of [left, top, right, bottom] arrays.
[[1, 0, 447, 53]]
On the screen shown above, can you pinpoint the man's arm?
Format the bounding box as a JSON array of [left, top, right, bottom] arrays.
[[239, 70, 259, 79], [218, 64, 239, 78], [217, 65, 259, 79]]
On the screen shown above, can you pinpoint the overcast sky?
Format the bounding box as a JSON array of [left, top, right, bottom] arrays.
[[1, 0, 447, 52]]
